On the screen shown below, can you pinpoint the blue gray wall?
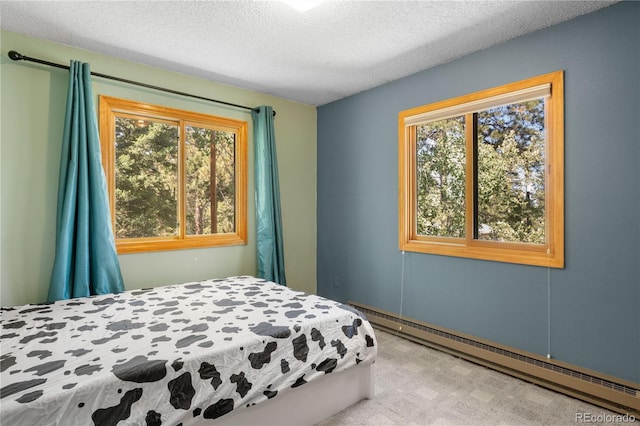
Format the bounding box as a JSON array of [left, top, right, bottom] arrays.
[[317, 2, 639, 383]]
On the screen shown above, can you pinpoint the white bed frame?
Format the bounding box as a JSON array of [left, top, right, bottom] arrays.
[[209, 362, 375, 426]]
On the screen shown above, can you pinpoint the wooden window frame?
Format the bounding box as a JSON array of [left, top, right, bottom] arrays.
[[99, 96, 248, 254], [398, 71, 564, 268]]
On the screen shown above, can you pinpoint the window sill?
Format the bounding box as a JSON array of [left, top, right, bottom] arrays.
[[116, 234, 247, 254], [400, 238, 564, 268]]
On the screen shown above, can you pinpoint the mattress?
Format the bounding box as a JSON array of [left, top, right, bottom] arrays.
[[0, 276, 377, 425]]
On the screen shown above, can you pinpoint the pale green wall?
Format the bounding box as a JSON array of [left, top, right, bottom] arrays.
[[0, 31, 317, 306]]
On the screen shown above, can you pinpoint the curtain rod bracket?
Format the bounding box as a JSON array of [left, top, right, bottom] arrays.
[[8, 50, 276, 117]]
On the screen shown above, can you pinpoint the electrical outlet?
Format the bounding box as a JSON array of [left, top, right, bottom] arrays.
[[332, 275, 340, 288]]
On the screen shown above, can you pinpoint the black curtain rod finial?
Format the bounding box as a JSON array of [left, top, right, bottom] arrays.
[[8, 50, 24, 61], [8, 50, 276, 117]]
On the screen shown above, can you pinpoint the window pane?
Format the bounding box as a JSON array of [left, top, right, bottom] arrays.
[[114, 117, 179, 238], [416, 116, 466, 238], [476, 100, 545, 243], [185, 126, 236, 235]]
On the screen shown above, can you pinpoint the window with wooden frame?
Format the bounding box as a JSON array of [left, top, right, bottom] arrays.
[[398, 71, 564, 267], [99, 96, 247, 253]]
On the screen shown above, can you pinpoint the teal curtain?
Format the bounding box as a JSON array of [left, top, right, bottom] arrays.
[[48, 61, 125, 301], [252, 106, 287, 285]]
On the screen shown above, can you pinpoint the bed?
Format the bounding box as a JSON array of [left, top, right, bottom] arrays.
[[0, 276, 377, 425]]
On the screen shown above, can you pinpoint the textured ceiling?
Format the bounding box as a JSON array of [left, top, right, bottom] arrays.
[[0, 0, 616, 106]]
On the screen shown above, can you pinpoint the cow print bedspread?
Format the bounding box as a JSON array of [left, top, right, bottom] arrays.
[[0, 276, 377, 425]]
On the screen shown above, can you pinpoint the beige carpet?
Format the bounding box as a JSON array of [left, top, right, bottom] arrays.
[[318, 329, 637, 426]]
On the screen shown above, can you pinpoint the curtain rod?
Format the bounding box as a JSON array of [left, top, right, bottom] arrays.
[[8, 50, 275, 116]]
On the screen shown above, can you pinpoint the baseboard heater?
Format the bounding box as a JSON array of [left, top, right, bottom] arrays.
[[350, 301, 640, 417]]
